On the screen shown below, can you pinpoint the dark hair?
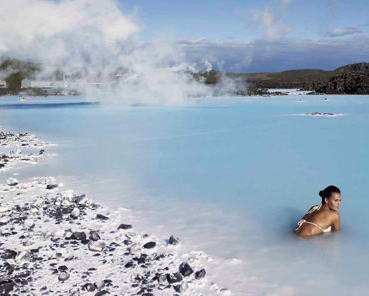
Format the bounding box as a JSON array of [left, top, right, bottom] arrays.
[[319, 185, 341, 204]]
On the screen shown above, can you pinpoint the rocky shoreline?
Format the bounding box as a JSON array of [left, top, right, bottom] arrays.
[[0, 131, 230, 295]]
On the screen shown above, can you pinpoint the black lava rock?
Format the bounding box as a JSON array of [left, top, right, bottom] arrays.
[[143, 242, 156, 249], [179, 262, 193, 277], [0, 280, 15, 294], [195, 268, 206, 279], [95, 291, 109, 296], [46, 184, 58, 190], [123, 239, 132, 245], [117, 224, 132, 230], [1, 249, 17, 259], [70, 232, 87, 241], [89, 231, 100, 241], [174, 283, 188, 293], [82, 283, 97, 292], [167, 272, 183, 284], [96, 214, 109, 220], [58, 265, 68, 272], [169, 235, 180, 245], [125, 261, 135, 268], [1, 263, 14, 275]]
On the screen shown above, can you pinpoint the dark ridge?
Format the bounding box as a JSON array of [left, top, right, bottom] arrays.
[[334, 62, 369, 72]]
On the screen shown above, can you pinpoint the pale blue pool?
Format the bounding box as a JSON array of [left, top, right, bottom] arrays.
[[1, 94, 369, 295]]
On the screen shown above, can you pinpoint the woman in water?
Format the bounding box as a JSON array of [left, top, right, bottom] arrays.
[[295, 186, 341, 237]]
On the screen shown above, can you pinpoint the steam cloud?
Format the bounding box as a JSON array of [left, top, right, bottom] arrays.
[[0, 0, 215, 104]]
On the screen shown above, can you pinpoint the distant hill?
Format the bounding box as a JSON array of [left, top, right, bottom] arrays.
[[316, 63, 369, 94], [1, 57, 369, 95], [335, 63, 369, 73], [194, 62, 369, 94]]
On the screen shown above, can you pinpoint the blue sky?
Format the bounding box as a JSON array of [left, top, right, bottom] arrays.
[[1, 0, 368, 73], [118, 0, 369, 72], [120, 0, 368, 41]]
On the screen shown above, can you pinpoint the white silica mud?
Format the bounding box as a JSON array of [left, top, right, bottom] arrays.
[[0, 129, 225, 295], [1, 94, 369, 296]]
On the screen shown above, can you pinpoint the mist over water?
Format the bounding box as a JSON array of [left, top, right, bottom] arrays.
[[0, 0, 223, 104], [1, 94, 369, 295]]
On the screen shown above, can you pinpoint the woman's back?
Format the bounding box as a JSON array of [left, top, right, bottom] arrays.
[[295, 205, 340, 236]]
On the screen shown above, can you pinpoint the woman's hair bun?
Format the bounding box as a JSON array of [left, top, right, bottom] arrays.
[[319, 185, 340, 204]]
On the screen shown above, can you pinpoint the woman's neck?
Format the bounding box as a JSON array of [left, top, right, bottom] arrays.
[[322, 204, 331, 211]]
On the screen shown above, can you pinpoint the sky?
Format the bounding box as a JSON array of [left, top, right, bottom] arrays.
[[117, 0, 369, 72], [0, 0, 368, 73], [119, 0, 368, 41]]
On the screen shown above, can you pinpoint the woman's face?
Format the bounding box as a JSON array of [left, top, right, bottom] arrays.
[[325, 192, 342, 211]]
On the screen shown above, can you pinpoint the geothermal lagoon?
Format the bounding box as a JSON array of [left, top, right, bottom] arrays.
[[1, 94, 369, 295]]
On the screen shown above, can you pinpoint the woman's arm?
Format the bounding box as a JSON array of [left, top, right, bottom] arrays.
[[331, 212, 341, 231]]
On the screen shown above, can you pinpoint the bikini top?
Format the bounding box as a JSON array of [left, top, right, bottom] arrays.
[[295, 205, 332, 233]]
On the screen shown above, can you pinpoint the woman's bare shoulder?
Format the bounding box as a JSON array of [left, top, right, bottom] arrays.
[[327, 210, 340, 221]]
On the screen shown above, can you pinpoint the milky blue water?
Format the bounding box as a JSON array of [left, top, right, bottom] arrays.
[[1, 95, 369, 295]]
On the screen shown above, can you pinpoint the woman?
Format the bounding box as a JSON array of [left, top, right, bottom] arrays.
[[295, 186, 341, 237]]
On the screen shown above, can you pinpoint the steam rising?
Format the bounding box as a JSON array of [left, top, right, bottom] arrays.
[[0, 0, 213, 104]]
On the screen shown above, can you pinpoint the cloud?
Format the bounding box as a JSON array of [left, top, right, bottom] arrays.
[[178, 35, 369, 73], [248, 8, 292, 40], [0, 0, 140, 65], [280, 0, 294, 7], [326, 27, 362, 37]]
